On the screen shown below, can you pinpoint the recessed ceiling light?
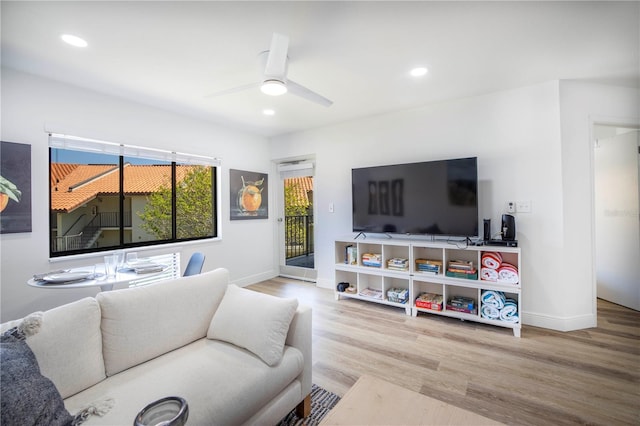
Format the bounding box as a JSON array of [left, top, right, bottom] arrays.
[[263, 109, 275, 116], [410, 67, 428, 77], [61, 34, 88, 48]]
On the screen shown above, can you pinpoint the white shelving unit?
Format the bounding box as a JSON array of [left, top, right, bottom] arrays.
[[334, 237, 522, 337]]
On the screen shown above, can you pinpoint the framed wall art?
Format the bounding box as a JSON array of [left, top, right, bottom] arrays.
[[229, 169, 268, 220], [0, 141, 32, 233]]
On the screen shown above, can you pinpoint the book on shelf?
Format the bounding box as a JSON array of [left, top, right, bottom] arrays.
[[415, 292, 443, 310], [446, 304, 478, 315], [416, 259, 442, 274], [387, 257, 409, 271], [416, 259, 443, 265], [386, 287, 409, 304], [447, 260, 474, 270], [345, 245, 358, 265], [449, 296, 475, 310], [387, 266, 409, 271], [447, 268, 477, 274], [359, 287, 383, 300], [445, 270, 478, 280], [362, 253, 382, 267]]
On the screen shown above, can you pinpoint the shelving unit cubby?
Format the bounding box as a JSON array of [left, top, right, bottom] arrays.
[[334, 237, 522, 337]]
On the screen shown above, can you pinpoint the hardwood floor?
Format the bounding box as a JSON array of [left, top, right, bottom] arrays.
[[248, 277, 640, 426]]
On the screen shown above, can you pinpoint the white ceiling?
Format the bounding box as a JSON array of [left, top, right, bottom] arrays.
[[2, 1, 638, 138]]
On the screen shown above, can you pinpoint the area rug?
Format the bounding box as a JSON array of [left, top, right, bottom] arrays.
[[277, 384, 341, 426]]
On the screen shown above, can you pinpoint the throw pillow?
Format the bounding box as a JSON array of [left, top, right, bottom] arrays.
[[207, 284, 298, 366], [0, 327, 74, 426]]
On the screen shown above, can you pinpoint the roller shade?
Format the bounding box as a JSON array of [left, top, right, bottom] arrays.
[[48, 133, 221, 166]]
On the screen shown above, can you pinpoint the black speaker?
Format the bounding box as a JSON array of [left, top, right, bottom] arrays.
[[483, 219, 491, 241], [502, 214, 516, 241]]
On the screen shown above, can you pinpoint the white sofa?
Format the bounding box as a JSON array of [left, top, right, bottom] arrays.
[[1, 268, 312, 425]]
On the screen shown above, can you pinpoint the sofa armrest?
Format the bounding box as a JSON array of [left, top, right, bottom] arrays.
[[285, 305, 312, 398]]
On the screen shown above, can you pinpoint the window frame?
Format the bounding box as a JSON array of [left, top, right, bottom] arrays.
[[48, 133, 221, 258]]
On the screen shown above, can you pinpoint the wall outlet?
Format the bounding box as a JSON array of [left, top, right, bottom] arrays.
[[507, 201, 516, 213]]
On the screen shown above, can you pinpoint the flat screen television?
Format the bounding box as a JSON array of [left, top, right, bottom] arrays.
[[352, 157, 478, 237]]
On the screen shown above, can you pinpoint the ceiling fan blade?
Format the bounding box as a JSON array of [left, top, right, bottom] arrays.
[[264, 33, 289, 78], [204, 82, 260, 98], [287, 80, 333, 107]]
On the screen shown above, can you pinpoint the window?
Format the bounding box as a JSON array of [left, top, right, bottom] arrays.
[[49, 134, 220, 257]]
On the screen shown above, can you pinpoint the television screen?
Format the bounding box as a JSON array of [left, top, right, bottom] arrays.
[[352, 157, 478, 237]]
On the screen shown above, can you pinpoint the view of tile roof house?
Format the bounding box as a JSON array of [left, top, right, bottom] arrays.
[[285, 176, 313, 208], [50, 163, 201, 251]]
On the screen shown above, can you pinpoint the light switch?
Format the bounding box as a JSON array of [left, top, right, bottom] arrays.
[[516, 200, 531, 213], [329, 202, 334, 213]]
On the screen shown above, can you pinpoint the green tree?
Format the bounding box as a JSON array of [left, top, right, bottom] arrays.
[[139, 166, 213, 239], [284, 181, 312, 254], [284, 182, 308, 216]]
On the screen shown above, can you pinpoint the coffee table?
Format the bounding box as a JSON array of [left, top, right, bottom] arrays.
[[320, 375, 503, 425]]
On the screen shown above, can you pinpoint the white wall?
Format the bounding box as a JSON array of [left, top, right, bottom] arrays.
[[271, 80, 639, 331], [594, 130, 640, 310], [271, 81, 568, 328], [559, 81, 640, 328], [0, 68, 276, 322]]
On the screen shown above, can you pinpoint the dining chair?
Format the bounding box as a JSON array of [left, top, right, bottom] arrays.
[[183, 252, 205, 276]]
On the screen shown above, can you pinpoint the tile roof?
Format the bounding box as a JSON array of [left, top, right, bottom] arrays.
[[51, 163, 202, 212], [50, 163, 79, 187], [285, 177, 313, 207]]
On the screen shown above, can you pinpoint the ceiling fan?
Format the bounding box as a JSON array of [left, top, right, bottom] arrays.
[[206, 33, 333, 107]]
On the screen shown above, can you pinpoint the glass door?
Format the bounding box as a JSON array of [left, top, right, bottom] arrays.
[[277, 160, 317, 281]]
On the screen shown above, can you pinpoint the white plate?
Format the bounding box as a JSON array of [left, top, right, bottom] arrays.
[[42, 271, 93, 283]]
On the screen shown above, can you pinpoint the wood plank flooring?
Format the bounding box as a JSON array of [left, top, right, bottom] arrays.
[[248, 277, 640, 426]]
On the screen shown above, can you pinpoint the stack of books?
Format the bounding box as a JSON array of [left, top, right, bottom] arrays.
[[386, 287, 409, 304], [415, 259, 442, 274], [361, 253, 382, 268], [359, 287, 383, 300], [446, 296, 477, 314], [415, 292, 443, 310], [387, 258, 408, 271], [445, 260, 477, 279]]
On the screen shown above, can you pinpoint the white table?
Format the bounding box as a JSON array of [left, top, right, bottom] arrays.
[[28, 254, 179, 292]]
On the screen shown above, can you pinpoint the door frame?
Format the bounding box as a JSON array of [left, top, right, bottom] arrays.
[[589, 117, 640, 313], [274, 156, 317, 282]]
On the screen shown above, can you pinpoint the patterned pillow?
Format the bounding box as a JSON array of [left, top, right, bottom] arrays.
[[0, 327, 74, 426]]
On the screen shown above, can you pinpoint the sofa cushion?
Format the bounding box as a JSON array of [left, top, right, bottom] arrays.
[[63, 338, 304, 425], [97, 268, 228, 376], [1, 326, 75, 426], [1, 297, 105, 399], [207, 284, 298, 366]]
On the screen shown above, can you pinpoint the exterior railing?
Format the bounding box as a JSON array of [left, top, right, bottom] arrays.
[[51, 211, 133, 252], [52, 233, 83, 252], [285, 215, 314, 259]]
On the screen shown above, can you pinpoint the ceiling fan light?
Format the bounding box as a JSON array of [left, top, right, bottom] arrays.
[[61, 34, 88, 48], [261, 80, 287, 96]]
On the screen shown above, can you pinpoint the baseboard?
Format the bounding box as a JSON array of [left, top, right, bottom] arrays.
[[522, 311, 597, 332], [316, 277, 335, 290], [232, 269, 278, 288], [279, 274, 316, 283]]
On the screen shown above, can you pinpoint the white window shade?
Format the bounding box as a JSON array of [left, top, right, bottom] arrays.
[[48, 133, 221, 166], [278, 161, 315, 179]]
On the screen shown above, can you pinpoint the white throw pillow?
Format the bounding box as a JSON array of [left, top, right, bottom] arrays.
[[207, 284, 298, 366]]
